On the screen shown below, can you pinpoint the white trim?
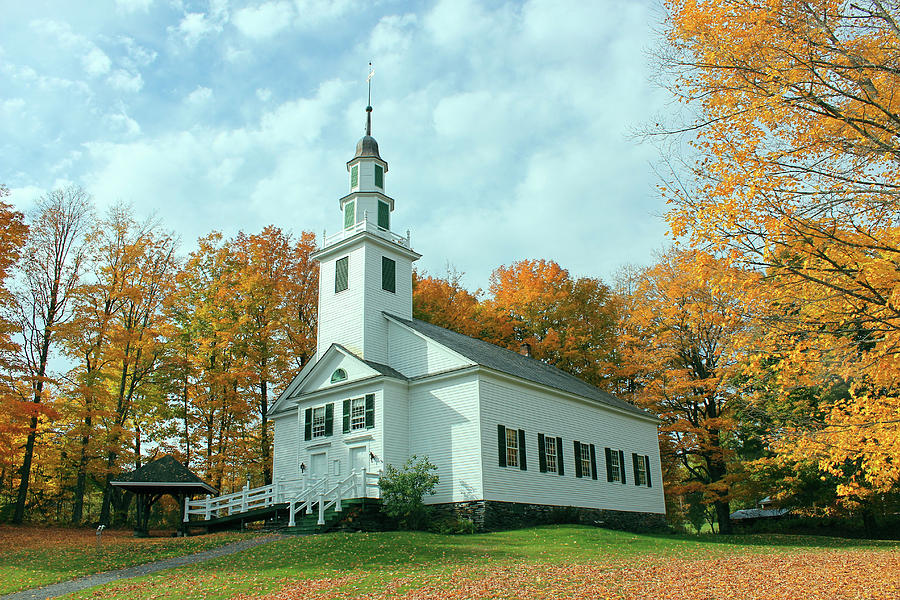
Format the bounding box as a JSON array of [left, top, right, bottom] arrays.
[[305, 441, 332, 450]]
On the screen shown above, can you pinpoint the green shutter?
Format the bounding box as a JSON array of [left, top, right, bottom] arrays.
[[365, 394, 375, 428], [497, 425, 507, 467], [374, 164, 383, 188], [382, 257, 395, 293], [342, 399, 350, 433], [324, 403, 334, 436], [556, 437, 564, 476], [619, 450, 626, 484], [335, 257, 348, 293], [344, 201, 355, 229], [632, 453, 640, 486], [518, 430, 527, 470], [377, 200, 389, 229], [350, 165, 358, 188], [538, 433, 547, 473], [590, 444, 598, 480], [304, 408, 312, 441], [605, 447, 613, 482], [573, 441, 582, 478], [645, 455, 652, 487]]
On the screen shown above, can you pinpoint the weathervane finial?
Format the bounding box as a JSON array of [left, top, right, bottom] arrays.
[[366, 62, 374, 136]]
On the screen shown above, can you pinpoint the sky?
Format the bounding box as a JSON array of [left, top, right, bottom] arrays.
[[2, 0, 672, 292]]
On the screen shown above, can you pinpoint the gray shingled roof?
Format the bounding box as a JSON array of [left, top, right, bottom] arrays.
[[363, 359, 408, 380], [387, 314, 651, 418], [110, 455, 217, 494]]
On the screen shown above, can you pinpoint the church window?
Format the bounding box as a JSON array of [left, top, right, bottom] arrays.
[[343, 394, 375, 433], [305, 403, 333, 440], [335, 257, 349, 293], [382, 257, 395, 293], [544, 435, 558, 473], [497, 425, 526, 470], [374, 164, 384, 188], [330, 368, 347, 384], [377, 200, 389, 229], [350, 165, 358, 189], [344, 201, 355, 229], [573, 441, 597, 479], [633, 453, 651, 487], [350, 397, 366, 430], [605, 447, 626, 484]]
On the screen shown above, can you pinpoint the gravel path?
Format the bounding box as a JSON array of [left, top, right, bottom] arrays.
[[1, 534, 287, 600]]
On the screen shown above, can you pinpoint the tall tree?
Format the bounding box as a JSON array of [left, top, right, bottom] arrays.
[[12, 186, 90, 523], [619, 249, 751, 533], [487, 259, 619, 389], [659, 0, 900, 503], [0, 185, 28, 503]]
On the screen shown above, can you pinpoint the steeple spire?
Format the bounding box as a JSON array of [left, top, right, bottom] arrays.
[[366, 62, 374, 136]]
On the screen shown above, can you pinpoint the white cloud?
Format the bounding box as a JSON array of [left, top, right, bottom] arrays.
[[30, 19, 113, 78], [293, 0, 358, 29], [169, 12, 223, 47], [107, 69, 143, 92], [186, 86, 213, 104], [115, 0, 154, 13], [256, 88, 272, 102], [233, 1, 294, 39], [107, 112, 141, 136]]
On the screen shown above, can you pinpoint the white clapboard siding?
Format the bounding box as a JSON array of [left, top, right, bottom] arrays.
[[362, 244, 414, 365], [408, 372, 483, 504], [317, 243, 366, 359], [294, 383, 386, 489], [478, 374, 666, 515], [273, 411, 300, 482], [387, 319, 471, 378], [381, 379, 410, 470]]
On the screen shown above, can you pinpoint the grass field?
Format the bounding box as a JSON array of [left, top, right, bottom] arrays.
[[30, 526, 895, 600], [0, 526, 250, 595]]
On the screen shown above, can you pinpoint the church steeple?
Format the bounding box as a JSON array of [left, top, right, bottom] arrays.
[[311, 72, 420, 363]]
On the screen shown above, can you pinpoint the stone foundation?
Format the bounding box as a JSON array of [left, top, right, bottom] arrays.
[[429, 500, 667, 533]]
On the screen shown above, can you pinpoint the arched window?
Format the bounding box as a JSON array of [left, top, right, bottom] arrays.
[[330, 368, 347, 384]]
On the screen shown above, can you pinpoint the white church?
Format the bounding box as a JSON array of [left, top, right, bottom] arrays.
[[268, 106, 666, 530]]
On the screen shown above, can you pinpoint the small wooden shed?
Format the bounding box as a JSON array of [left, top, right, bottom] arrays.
[[110, 455, 217, 535]]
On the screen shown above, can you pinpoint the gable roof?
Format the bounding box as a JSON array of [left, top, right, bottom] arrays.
[[110, 455, 217, 495], [270, 344, 407, 416], [386, 313, 651, 418]]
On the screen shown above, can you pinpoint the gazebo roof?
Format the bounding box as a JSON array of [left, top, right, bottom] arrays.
[[110, 455, 217, 496]]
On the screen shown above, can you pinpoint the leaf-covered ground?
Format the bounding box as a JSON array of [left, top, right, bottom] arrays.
[[59, 526, 899, 600], [0, 525, 249, 595]]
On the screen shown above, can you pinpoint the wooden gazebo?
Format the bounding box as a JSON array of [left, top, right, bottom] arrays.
[[110, 455, 217, 535]]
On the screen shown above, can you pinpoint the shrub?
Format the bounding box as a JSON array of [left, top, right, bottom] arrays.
[[379, 455, 439, 530], [428, 516, 476, 535]]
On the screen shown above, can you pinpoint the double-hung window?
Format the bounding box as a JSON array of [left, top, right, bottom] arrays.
[[312, 406, 326, 438], [538, 433, 564, 475], [304, 403, 334, 441], [342, 394, 375, 433], [506, 428, 519, 467], [350, 397, 366, 430], [545, 437, 558, 473], [632, 453, 651, 487], [497, 425, 526, 470], [580, 444, 591, 477], [605, 447, 627, 484], [573, 441, 597, 479]]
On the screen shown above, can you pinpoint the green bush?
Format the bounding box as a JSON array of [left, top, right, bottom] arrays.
[[428, 516, 476, 535], [379, 455, 439, 530]]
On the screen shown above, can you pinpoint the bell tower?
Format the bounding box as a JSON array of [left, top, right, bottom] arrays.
[[311, 93, 420, 364]]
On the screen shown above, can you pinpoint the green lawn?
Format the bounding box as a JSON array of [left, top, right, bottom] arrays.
[[0, 526, 250, 595], [56, 526, 899, 600]]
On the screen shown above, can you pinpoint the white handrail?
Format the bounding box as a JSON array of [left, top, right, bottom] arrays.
[[183, 471, 381, 527]]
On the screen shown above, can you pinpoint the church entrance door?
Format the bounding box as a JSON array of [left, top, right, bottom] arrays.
[[310, 452, 327, 487]]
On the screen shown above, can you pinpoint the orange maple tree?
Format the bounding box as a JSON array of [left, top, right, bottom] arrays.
[[660, 0, 900, 504]]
